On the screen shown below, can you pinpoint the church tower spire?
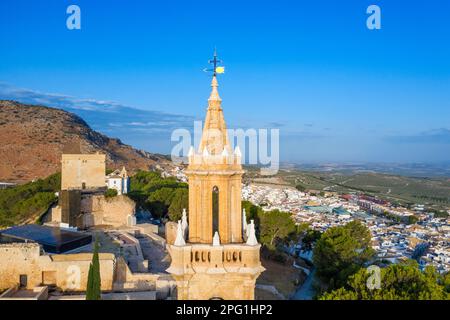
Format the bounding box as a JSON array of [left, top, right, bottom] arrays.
[[166, 51, 264, 300], [198, 75, 231, 156], [209, 75, 221, 101], [185, 50, 244, 244]]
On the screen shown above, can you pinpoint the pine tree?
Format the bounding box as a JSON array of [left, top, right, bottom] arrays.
[[86, 237, 101, 300], [313, 220, 375, 290], [320, 261, 450, 300]]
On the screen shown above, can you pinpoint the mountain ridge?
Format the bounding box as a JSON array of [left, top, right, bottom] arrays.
[[0, 100, 172, 183]]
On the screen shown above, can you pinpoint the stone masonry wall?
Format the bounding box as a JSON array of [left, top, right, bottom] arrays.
[[0, 243, 115, 292], [80, 194, 136, 228]]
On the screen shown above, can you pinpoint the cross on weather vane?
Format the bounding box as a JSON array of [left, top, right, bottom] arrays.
[[203, 48, 225, 76]]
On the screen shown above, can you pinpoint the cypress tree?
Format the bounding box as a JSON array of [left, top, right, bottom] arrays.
[[86, 237, 101, 300]]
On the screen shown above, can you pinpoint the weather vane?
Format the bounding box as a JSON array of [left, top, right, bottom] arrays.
[[203, 48, 225, 76]]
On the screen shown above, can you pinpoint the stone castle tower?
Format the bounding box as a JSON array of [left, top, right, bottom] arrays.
[[166, 68, 264, 300]]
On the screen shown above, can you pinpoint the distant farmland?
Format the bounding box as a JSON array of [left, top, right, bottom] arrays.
[[252, 169, 450, 209]]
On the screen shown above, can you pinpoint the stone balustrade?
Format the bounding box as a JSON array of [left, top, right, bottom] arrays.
[[166, 243, 264, 276]]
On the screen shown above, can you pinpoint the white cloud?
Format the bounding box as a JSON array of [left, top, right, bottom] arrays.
[[0, 82, 195, 135]]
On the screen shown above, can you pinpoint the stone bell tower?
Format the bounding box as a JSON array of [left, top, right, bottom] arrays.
[[166, 52, 264, 300]]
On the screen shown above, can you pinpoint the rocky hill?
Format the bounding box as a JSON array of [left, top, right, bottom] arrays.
[[0, 100, 172, 183]]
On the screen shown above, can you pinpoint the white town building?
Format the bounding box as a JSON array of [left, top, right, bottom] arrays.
[[105, 167, 130, 195]]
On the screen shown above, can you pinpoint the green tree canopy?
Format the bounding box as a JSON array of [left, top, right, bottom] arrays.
[[313, 220, 375, 290], [299, 224, 322, 251], [104, 188, 118, 198], [259, 209, 296, 250], [407, 215, 419, 225], [128, 170, 188, 219], [241, 201, 298, 253], [320, 260, 450, 300], [242, 200, 263, 224], [168, 188, 189, 221], [0, 172, 60, 227]]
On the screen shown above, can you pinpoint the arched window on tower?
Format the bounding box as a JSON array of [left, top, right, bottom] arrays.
[[212, 186, 219, 236]]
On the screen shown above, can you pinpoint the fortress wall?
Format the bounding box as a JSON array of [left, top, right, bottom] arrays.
[[0, 244, 42, 290], [80, 194, 135, 228], [0, 243, 115, 291]]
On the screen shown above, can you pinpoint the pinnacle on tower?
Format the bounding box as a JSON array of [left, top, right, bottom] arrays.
[[174, 220, 186, 246], [213, 231, 221, 246], [188, 146, 194, 157], [221, 146, 229, 157], [181, 208, 188, 237], [234, 146, 242, 157], [242, 208, 247, 233], [246, 220, 258, 246], [208, 76, 221, 102]]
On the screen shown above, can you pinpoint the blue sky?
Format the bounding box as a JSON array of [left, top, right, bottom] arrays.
[[0, 0, 449, 163]]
